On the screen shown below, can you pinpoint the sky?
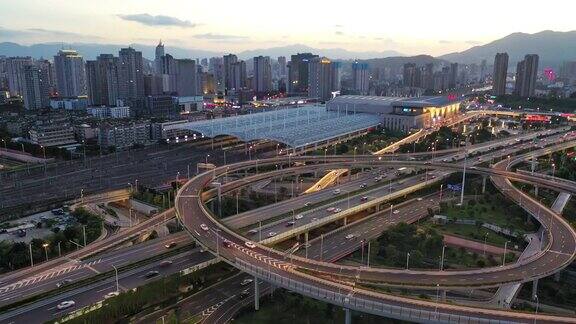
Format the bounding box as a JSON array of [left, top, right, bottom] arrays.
[[0, 0, 574, 56]]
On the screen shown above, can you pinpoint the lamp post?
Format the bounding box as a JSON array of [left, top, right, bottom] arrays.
[[502, 241, 510, 266], [42, 243, 49, 261], [440, 245, 446, 271], [406, 252, 410, 270], [534, 295, 539, 324], [205, 154, 210, 164], [482, 233, 489, 256], [112, 265, 119, 292], [29, 243, 34, 267]]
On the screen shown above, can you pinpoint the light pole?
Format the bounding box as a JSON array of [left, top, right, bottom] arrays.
[[552, 163, 556, 179], [440, 245, 446, 271], [29, 243, 34, 267], [128, 182, 133, 193], [534, 295, 539, 324], [205, 154, 210, 164], [502, 241, 510, 266], [460, 151, 467, 206], [440, 184, 444, 201], [83, 225, 87, 247], [367, 241, 371, 267], [482, 233, 488, 257], [389, 204, 393, 217], [353, 146, 357, 162], [435, 283, 440, 317], [42, 243, 49, 261], [406, 252, 410, 270], [320, 234, 324, 262], [112, 265, 119, 292], [40, 145, 46, 159], [324, 148, 327, 163]]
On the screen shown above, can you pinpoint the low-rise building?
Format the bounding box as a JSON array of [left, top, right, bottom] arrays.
[[98, 122, 151, 149], [87, 106, 130, 119], [50, 97, 90, 110], [29, 124, 76, 147]]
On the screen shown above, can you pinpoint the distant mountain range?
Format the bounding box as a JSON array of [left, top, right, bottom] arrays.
[[439, 30, 576, 68], [2, 30, 576, 68], [0, 42, 403, 61]]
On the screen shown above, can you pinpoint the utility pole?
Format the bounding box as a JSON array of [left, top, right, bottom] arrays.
[[460, 152, 467, 206]]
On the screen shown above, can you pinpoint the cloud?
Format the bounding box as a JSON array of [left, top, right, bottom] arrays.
[[0, 26, 102, 40], [118, 13, 197, 28], [439, 40, 453, 44], [192, 33, 248, 41]]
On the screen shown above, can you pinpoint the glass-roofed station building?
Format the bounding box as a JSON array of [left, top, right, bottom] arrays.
[[164, 95, 461, 152]]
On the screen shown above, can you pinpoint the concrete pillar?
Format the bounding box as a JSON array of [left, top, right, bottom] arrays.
[[482, 176, 487, 194], [532, 279, 538, 300], [343, 217, 347, 226], [254, 276, 260, 311], [344, 308, 352, 324], [441, 290, 447, 301], [554, 271, 561, 282], [534, 186, 539, 198]]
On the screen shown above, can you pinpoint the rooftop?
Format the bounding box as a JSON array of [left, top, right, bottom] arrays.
[[328, 95, 461, 108], [164, 105, 380, 148]]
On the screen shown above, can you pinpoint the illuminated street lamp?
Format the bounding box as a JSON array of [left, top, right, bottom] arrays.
[[42, 243, 49, 261]]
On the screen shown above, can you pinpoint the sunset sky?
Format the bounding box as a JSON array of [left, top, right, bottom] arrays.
[[0, 0, 574, 55]]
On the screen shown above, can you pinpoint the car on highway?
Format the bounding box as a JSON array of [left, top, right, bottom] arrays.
[[164, 242, 177, 249], [104, 291, 120, 299], [160, 260, 173, 267], [332, 189, 341, 195], [326, 207, 336, 212], [333, 208, 342, 213], [245, 241, 256, 248], [417, 197, 423, 201], [240, 278, 253, 286], [360, 183, 367, 188], [200, 224, 209, 231], [360, 196, 369, 202], [393, 210, 400, 214], [56, 279, 73, 288], [285, 221, 295, 227], [144, 271, 160, 278], [222, 240, 232, 248], [238, 289, 250, 299], [247, 229, 258, 235], [268, 232, 277, 237], [310, 217, 318, 223], [345, 234, 355, 240], [304, 202, 311, 207], [56, 300, 75, 310]]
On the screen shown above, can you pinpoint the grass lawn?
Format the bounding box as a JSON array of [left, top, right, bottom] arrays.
[[427, 223, 511, 247]]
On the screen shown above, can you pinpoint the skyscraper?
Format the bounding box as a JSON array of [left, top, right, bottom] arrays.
[[86, 54, 119, 106], [155, 41, 165, 75], [351, 61, 370, 95], [117, 47, 144, 100], [492, 53, 509, 96], [308, 57, 341, 101], [54, 49, 87, 97], [223, 54, 238, 91], [231, 60, 247, 90], [287, 53, 319, 93], [449, 63, 458, 89], [22, 65, 50, 110], [278, 56, 287, 77], [515, 54, 539, 98], [175, 59, 198, 96], [403, 63, 417, 87], [253, 56, 272, 93]]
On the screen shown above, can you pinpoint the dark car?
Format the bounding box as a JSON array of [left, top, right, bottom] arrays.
[[238, 289, 250, 299], [144, 271, 160, 278]]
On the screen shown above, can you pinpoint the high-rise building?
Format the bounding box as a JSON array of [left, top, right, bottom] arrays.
[[5, 57, 33, 96], [155, 40, 165, 75], [308, 57, 341, 101], [424, 63, 434, 90], [278, 56, 287, 77], [223, 54, 238, 91], [86, 54, 119, 106], [253, 56, 272, 93], [351, 61, 370, 95], [54, 49, 87, 97], [175, 59, 198, 96], [117, 47, 145, 100], [492, 53, 509, 96], [287, 53, 319, 93], [514, 54, 539, 98], [209, 57, 224, 90], [403, 63, 417, 87], [480, 59, 488, 82], [449, 63, 458, 89], [231, 60, 247, 90], [22, 65, 50, 110]]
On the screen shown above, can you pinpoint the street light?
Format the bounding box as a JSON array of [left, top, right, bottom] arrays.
[[205, 154, 210, 164], [440, 245, 446, 271], [42, 243, 49, 261], [406, 252, 410, 270], [502, 241, 510, 267], [482, 233, 489, 256], [112, 265, 119, 292], [534, 295, 539, 324]]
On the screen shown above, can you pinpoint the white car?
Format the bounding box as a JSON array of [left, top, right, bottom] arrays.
[[393, 210, 400, 214], [333, 208, 342, 213], [248, 229, 258, 235], [245, 241, 256, 248], [332, 189, 341, 195], [417, 197, 423, 201], [345, 234, 355, 240], [104, 291, 120, 299], [200, 224, 209, 231], [57, 300, 76, 310], [240, 278, 254, 286], [295, 214, 304, 220], [268, 232, 277, 237]]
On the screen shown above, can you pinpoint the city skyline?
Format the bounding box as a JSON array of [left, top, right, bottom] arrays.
[[1, 0, 575, 56]]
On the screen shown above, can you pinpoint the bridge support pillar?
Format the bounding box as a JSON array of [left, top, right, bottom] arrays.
[[304, 232, 309, 258], [532, 279, 538, 300], [343, 217, 347, 226], [482, 176, 487, 194], [554, 271, 561, 282], [441, 290, 447, 301], [344, 308, 352, 324], [534, 186, 539, 198], [254, 276, 260, 311]]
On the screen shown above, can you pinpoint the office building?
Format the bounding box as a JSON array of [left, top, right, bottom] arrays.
[[288, 53, 319, 93], [50, 97, 90, 110], [145, 95, 180, 118], [403, 63, 417, 87], [492, 53, 509, 96], [308, 57, 341, 101], [253, 56, 272, 93], [515, 54, 539, 98], [176, 59, 198, 96], [155, 40, 165, 75], [231, 60, 247, 90], [86, 54, 119, 106], [278, 56, 287, 77], [449, 63, 458, 89], [352, 61, 370, 95], [54, 49, 87, 97], [22, 65, 50, 110]]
